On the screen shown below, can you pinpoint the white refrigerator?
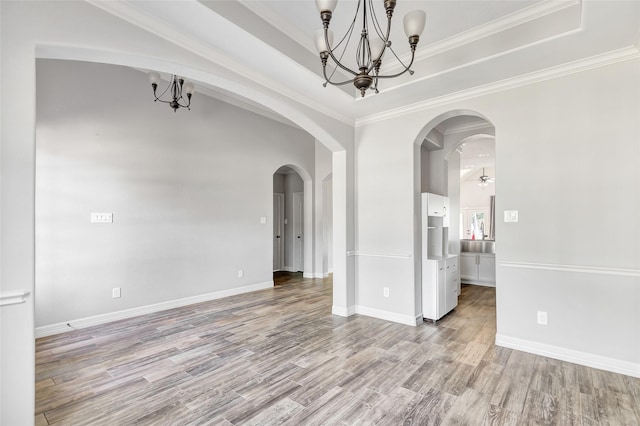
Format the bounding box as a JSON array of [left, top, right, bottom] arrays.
[[421, 193, 459, 321]]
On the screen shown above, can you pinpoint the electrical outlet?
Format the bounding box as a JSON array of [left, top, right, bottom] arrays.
[[383, 287, 389, 298], [238, 269, 244, 278], [112, 287, 121, 298], [537, 310, 548, 325]]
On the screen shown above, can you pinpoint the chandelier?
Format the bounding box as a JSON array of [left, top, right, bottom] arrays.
[[148, 72, 195, 112], [314, 0, 426, 97]]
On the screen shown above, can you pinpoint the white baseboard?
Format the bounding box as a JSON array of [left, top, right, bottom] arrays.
[[303, 272, 330, 279], [496, 334, 640, 378], [35, 281, 274, 339], [332, 305, 356, 317], [282, 266, 297, 272], [461, 280, 496, 287], [355, 305, 421, 327]]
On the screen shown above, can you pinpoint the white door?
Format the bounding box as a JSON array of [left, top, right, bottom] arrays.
[[273, 193, 284, 271], [293, 192, 304, 272]]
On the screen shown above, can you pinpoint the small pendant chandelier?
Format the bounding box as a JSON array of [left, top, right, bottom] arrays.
[[148, 72, 195, 112], [314, 0, 426, 97]]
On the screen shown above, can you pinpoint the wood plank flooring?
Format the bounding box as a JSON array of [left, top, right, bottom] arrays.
[[36, 275, 640, 425]]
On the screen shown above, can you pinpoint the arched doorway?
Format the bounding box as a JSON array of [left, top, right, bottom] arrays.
[[413, 111, 497, 320], [273, 165, 311, 282], [273, 166, 304, 279]]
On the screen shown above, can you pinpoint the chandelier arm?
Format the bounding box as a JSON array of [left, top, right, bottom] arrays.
[[331, 0, 361, 51], [324, 31, 356, 84], [325, 29, 359, 77], [374, 46, 417, 79], [369, 0, 388, 42], [154, 80, 172, 102], [324, 0, 363, 78], [325, 62, 343, 83], [324, 79, 358, 87], [154, 98, 174, 105], [322, 66, 357, 86]]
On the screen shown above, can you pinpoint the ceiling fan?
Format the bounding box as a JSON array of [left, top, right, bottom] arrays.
[[478, 168, 495, 187]]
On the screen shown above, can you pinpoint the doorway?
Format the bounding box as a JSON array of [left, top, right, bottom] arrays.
[[293, 191, 304, 272], [273, 193, 285, 271], [415, 111, 497, 319], [273, 166, 305, 277]]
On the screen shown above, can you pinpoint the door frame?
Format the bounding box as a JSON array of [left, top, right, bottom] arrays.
[[293, 191, 304, 272], [273, 193, 285, 271]]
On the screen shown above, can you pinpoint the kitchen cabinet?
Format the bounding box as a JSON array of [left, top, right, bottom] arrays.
[[422, 256, 459, 321], [426, 193, 450, 226], [460, 253, 495, 286]]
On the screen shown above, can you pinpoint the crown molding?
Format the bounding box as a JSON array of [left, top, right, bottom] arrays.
[[387, 0, 582, 74], [356, 46, 640, 127]]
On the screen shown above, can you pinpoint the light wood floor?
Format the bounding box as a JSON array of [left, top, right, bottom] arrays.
[[36, 275, 640, 425]]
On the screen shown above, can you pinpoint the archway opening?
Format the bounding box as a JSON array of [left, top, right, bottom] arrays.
[[273, 165, 308, 284], [414, 111, 497, 322]]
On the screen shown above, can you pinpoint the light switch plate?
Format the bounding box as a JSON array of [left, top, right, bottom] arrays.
[[91, 212, 113, 223], [504, 210, 519, 223], [260, 217, 267, 224], [537, 310, 548, 325]]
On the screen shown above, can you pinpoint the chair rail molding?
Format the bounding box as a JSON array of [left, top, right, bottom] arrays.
[[0, 290, 31, 306], [500, 261, 640, 277], [347, 251, 413, 260]]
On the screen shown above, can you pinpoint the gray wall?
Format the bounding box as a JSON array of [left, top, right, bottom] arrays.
[[355, 58, 640, 371], [273, 173, 285, 193], [35, 59, 316, 328]]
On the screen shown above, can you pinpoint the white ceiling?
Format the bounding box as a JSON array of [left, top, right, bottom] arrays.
[[459, 137, 495, 180], [91, 0, 640, 124], [233, 0, 543, 64]]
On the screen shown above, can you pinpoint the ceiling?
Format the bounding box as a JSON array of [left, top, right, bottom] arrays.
[[459, 137, 495, 181], [209, 0, 543, 84], [90, 0, 640, 124]]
